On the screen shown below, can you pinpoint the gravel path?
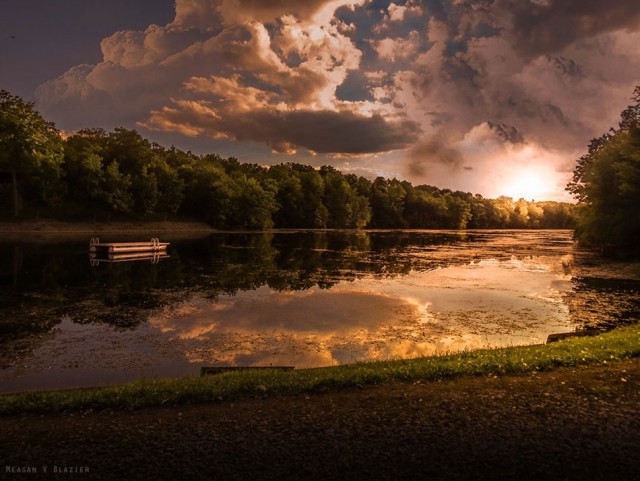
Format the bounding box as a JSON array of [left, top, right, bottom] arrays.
[[2, 358, 640, 481]]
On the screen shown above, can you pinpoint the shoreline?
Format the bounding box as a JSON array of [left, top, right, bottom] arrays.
[[0, 219, 575, 235], [0, 219, 216, 234], [2, 322, 638, 416], [2, 357, 639, 480], [0, 220, 217, 242]]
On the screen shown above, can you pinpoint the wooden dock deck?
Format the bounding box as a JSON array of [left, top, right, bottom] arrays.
[[89, 237, 169, 254]]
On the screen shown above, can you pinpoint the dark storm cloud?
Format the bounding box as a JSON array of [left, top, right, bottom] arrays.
[[407, 138, 464, 177], [485, 122, 525, 144], [148, 104, 420, 154], [271, 111, 420, 154], [503, 0, 640, 57]]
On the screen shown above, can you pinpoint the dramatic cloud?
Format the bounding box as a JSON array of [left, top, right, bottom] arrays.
[[38, 0, 419, 155], [147, 96, 418, 154], [362, 1, 640, 198], [504, 0, 640, 58], [35, 0, 640, 200]]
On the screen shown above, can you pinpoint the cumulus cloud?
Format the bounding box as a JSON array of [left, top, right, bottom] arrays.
[[37, 0, 418, 155], [389, 2, 423, 22], [360, 1, 640, 199], [35, 0, 640, 199], [370, 30, 420, 63]]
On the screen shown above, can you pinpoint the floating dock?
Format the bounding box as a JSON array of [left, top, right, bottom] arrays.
[[89, 237, 169, 254]]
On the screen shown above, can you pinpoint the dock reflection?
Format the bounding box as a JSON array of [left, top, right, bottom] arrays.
[[89, 251, 170, 265]]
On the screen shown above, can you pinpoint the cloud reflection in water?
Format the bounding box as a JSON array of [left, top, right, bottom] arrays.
[[149, 256, 574, 367]]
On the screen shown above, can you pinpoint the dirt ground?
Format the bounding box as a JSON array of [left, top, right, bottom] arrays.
[[2, 358, 639, 481]]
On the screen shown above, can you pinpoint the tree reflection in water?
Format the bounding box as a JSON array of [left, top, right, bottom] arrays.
[[1, 230, 639, 391]]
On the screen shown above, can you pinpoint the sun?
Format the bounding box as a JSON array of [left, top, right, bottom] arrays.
[[501, 168, 550, 201]]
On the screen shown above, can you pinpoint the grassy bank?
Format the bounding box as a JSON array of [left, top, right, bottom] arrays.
[[2, 323, 639, 416]]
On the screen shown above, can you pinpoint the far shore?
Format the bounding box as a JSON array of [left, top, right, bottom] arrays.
[[0, 219, 576, 234], [0, 219, 216, 240]]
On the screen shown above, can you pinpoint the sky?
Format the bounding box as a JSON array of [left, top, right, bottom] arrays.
[[2, 0, 640, 202]]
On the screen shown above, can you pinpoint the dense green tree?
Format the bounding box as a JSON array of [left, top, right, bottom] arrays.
[[0, 90, 64, 216], [101, 161, 133, 214], [492, 196, 515, 228], [180, 159, 234, 227], [300, 169, 329, 228], [321, 166, 352, 228], [345, 173, 372, 198], [62, 128, 185, 218], [403, 184, 447, 228], [154, 162, 185, 215], [535, 202, 575, 228], [320, 166, 371, 228], [350, 194, 372, 228], [467, 195, 490, 228], [62, 129, 107, 216], [268, 164, 308, 227], [527, 202, 545, 228], [229, 177, 278, 229], [445, 193, 472, 229], [511, 199, 530, 228], [370, 177, 407, 228], [103, 129, 159, 215], [567, 86, 640, 252]]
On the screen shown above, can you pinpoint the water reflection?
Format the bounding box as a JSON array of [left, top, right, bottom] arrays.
[[89, 252, 170, 265], [1, 230, 639, 393], [145, 255, 573, 368]]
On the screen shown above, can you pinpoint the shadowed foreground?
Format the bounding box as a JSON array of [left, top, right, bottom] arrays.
[[2, 359, 639, 481]]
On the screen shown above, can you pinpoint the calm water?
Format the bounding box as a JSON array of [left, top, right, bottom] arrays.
[[1, 230, 639, 393]]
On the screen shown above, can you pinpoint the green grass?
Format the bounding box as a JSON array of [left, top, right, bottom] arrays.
[[2, 323, 639, 416]]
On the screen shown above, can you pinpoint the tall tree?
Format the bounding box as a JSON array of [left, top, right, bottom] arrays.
[[300, 170, 329, 228], [180, 159, 234, 227], [321, 166, 355, 228], [101, 161, 133, 215], [268, 164, 307, 227], [567, 86, 640, 253], [229, 177, 278, 230], [63, 129, 107, 212], [369, 177, 407, 228], [444, 193, 472, 229], [0, 90, 64, 216]]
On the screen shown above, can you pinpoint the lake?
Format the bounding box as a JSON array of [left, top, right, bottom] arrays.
[[1, 229, 639, 393]]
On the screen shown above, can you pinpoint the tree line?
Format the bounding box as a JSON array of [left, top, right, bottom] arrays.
[[567, 86, 640, 254], [1, 89, 574, 229]]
